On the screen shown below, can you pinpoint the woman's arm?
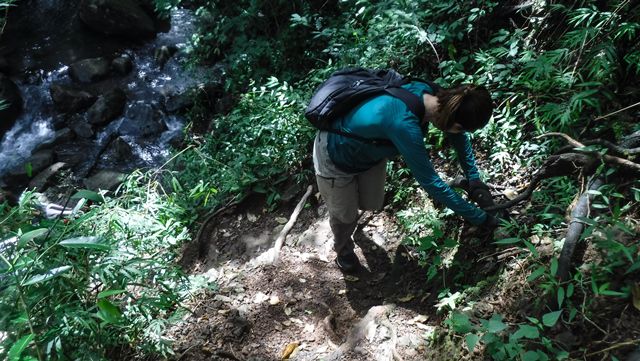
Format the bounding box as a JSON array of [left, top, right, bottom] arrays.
[[448, 132, 481, 181]]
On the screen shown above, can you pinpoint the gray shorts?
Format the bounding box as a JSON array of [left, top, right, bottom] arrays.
[[313, 131, 386, 224]]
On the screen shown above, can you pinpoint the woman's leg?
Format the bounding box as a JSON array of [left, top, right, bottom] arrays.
[[316, 175, 359, 257], [357, 159, 387, 211]]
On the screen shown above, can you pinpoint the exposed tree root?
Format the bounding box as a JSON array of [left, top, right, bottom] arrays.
[[252, 185, 313, 265], [557, 176, 604, 282], [325, 304, 396, 361]]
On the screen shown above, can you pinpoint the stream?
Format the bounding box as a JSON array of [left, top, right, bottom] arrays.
[[0, 1, 213, 186]]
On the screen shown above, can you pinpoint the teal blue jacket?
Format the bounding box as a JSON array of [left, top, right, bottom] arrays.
[[327, 81, 487, 225]]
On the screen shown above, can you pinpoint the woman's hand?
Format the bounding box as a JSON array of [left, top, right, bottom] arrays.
[[468, 179, 495, 210]]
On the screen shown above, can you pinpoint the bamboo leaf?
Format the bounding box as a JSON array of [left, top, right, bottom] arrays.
[[18, 228, 49, 247], [71, 189, 105, 203], [8, 333, 35, 361], [22, 266, 72, 286], [59, 237, 110, 251], [97, 299, 122, 324]]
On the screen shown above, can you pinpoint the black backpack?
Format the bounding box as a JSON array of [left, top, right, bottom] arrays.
[[304, 68, 426, 144]]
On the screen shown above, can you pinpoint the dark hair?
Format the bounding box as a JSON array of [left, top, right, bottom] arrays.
[[436, 84, 493, 132]]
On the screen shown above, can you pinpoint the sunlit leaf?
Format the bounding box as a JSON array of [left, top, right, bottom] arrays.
[[59, 237, 110, 251], [22, 266, 72, 286], [542, 310, 562, 327], [97, 289, 127, 299], [8, 333, 34, 361], [71, 189, 105, 203], [18, 228, 49, 247]]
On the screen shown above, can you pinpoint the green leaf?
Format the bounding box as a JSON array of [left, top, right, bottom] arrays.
[[513, 324, 539, 339], [8, 333, 34, 361], [97, 299, 122, 324], [59, 237, 110, 251], [522, 350, 540, 361], [97, 289, 127, 299], [566, 283, 574, 298], [71, 189, 105, 203], [542, 310, 562, 327], [443, 238, 457, 248], [550, 258, 558, 277], [465, 333, 480, 351], [22, 266, 72, 286], [449, 312, 473, 333], [494, 237, 521, 245], [557, 286, 565, 308], [527, 266, 546, 282], [486, 314, 507, 333], [18, 228, 49, 247]]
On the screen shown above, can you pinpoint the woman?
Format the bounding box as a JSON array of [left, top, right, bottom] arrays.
[[312, 80, 498, 273]]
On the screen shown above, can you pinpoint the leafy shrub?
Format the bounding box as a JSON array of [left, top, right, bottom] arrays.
[[0, 172, 203, 360]]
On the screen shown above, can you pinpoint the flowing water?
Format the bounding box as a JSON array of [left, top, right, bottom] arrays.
[[0, 2, 206, 178]]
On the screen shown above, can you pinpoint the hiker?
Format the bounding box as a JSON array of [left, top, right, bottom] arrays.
[[312, 79, 498, 273]]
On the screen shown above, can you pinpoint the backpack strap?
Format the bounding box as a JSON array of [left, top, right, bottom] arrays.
[[384, 87, 425, 121]]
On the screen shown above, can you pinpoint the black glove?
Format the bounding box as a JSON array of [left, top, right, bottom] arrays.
[[468, 179, 496, 211]]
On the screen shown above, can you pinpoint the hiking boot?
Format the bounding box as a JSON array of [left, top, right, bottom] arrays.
[[335, 251, 361, 273]]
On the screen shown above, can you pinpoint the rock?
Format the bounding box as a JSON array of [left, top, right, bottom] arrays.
[[87, 89, 127, 125], [0, 74, 23, 134], [112, 136, 133, 160], [78, 0, 156, 39], [50, 84, 96, 113], [164, 81, 225, 114], [69, 57, 111, 83], [69, 115, 94, 139], [154, 45, 177, 69], [33, 128, 76, 152], [118, 102, 167, 137], [9, 149, 55, 178], [83, 170, 126, 191], [28, 162, 68, 191], [111, 55, 133, 75], [0, 57, 9, 73], [54, 140, 94, 167]]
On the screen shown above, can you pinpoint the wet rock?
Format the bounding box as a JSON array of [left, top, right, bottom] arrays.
[[154, 45, 177, 69], [9, 149, 55, 179], [55, 140, 94, 167], [78, 0, 156, 39], [69, 115, 94, 139], [87, 89, 127, 125], [111, 55, 133, 75], [0, 74, 23, 134], [33, 127, 76, 152], [29, 162, 68, 191], [118, 102, 167, 137], [112, 136, 133, 160], [164, 82, 225, 114], [50, 84, 96, 113], [69, 57, 111, 83], [83, 170, 126, 191], [0, 57, 9, 73]]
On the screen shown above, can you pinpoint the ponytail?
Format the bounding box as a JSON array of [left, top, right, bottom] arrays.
[[435, 84, 493, 132]]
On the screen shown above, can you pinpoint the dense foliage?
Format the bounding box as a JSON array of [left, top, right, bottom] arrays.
[[1, 0, 639, 359]]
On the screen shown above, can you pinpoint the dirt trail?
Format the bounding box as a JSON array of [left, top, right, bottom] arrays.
[[167, 192, 459, 361]]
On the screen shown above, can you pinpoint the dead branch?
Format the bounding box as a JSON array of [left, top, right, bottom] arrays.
[[270, 185, 313, 263], [325, 304, 395, 361], [556, 177, 604, 282], [537, 132, 640, 173]]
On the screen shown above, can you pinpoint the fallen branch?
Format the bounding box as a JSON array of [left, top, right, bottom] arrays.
[[537, 132, 640, 173], [585, 340, 640, 358], [325, 304, 395, 361], [252, 185, 313, 265], [557, 176, 604, 282]]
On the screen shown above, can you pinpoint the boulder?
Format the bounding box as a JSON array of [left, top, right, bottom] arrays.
[[87, 88, 126, 125], [111, 55, 133, 75], [83, 170, 126, 191], [29, 162, 68, 191], [33, 127, 76, 152], [50, 84, 96, 113], [54, 140, 94, 167], [68, 115, 94, 139], [112, 136, 133, 160], [0, 74, 23, 134], [9, 149, 55, 178], [119, 102, 167, 137], [78, 0, 156, 39], [69, 57, 111, 83]]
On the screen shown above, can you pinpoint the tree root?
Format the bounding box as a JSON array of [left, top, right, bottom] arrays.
[[485, 132, 640, 211], [252, 185, 313, 265], [325, 304, 396, 361], [557, 176, 604, 282]]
